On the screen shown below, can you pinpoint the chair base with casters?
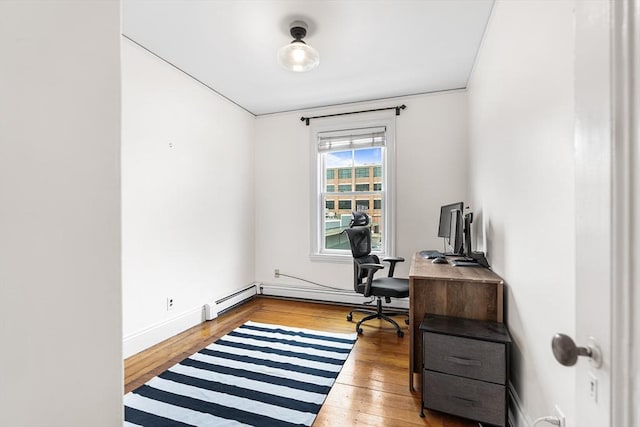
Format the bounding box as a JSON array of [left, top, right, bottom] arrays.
[[347, 296, 409, 337]]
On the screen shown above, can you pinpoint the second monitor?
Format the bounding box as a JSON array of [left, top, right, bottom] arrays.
[[438, 202, 464, 256]]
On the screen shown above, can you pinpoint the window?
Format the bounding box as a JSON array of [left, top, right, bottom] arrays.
[[311, 115, 396, 259], [338, 200, 352, 210], [356, 200, 370, 210], [338, 168, 352, 179], [355, 167, 369, 178]]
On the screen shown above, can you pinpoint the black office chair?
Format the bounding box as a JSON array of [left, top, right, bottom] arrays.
[[344, 212, 409, 337]]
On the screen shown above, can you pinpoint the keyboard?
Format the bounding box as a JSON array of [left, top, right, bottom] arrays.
[[419, 250, 444, 259]]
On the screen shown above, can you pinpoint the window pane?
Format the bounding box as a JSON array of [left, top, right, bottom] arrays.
[[370, 212, 382, 251], [338, 200, 352, 210], [373, 166, 382, 177], [355, 148, 382, 165], [373, 183, 382, 191], [338, 184, 352, 192], [355, 167, 369, 178], [326, 169, 335, 179], [356, 200, 369, 210], [324, 195, 350, 250], [355, 184, 369, 192], [338, 168, 352, 179], [322, 195, 384, 251], [326, 185, 335, 192], [326, 150, 353, 167]]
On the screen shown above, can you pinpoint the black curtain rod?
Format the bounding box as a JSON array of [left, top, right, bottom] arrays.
[[300, 104, 406, 126]]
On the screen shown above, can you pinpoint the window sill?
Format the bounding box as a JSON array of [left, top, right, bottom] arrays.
[[309, 252, 388, 263]]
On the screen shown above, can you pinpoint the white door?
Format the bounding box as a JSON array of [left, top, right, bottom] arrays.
[[572, 1, 638, 426]]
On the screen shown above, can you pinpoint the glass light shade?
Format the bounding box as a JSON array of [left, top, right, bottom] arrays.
[[277, 41, 320, 72]]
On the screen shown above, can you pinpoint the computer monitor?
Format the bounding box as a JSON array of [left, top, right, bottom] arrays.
[[446, 208, 464, 255], [437, 202, 464, 238]]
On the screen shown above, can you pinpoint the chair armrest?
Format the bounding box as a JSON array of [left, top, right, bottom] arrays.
[[360, 263, 385, 271], [382, 256, 405, 263], [359, 263, 384, 297], [382, 257, 405, 277]]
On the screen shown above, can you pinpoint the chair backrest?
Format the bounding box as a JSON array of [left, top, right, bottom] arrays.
[[344, 226, 380, 292], [345, 226, 370, 258]]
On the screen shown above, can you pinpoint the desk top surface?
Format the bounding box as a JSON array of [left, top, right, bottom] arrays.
[[409, 252, 504, 284]]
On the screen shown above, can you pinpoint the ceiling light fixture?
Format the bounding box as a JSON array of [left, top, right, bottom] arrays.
[[277, 21, 319, 72]]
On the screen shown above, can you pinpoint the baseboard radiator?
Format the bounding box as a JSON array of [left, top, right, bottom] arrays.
[[258, 282, 409, 310], [204, 284, 258, 320]]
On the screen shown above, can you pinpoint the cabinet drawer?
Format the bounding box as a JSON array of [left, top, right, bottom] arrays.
[[423, 332, 506, 384], [423, 370, 506, 427]]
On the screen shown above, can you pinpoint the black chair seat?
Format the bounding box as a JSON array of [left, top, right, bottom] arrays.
[[360, 277, 409, 298]]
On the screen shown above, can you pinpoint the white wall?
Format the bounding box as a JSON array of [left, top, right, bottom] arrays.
[[467, 0, 576, 424], [0, 1, 122, 426], [254, 92, 468, 289], [121, 39, 255, 357]]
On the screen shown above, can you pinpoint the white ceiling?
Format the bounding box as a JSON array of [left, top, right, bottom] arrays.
[[123, 0, 494, 116]]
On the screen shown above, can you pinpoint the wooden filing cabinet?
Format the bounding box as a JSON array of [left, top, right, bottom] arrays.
[[420, 314, 511, 427]]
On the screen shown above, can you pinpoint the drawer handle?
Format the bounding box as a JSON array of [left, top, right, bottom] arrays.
[[445, 356, 482, 367], [451, 396, 479, 407]]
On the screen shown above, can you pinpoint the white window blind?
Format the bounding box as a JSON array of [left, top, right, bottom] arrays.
[[317, 127, 386, 152]]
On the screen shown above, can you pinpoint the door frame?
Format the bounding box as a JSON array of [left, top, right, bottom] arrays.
[[610, 0, 638, 425]]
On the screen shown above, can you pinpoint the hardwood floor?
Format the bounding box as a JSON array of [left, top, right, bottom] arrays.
[[124, 296, 478, 427]]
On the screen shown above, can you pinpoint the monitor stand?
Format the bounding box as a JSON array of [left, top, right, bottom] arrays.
[[450, 258, 481, 267]]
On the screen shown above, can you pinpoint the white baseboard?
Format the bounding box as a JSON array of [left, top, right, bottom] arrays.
[[123, 284, 258, 359], [508, 382, 532, 427], [258, 282, 409, 310], [123, 306, 203, 359]]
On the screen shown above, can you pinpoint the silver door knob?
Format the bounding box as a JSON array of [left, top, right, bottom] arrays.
[[551, 334, 602, 368]]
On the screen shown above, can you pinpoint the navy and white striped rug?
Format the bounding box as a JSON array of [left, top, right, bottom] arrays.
[[124, 321, 357, 426]]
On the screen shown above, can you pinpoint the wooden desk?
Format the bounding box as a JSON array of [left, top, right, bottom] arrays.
[[409, 253, 504, 390]]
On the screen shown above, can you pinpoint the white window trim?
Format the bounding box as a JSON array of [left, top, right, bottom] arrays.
[[309, 111, 397, 262]]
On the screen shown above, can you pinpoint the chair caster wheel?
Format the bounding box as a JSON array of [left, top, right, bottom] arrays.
[[347, 314, 353, 322], [397, 330, 404, 338], [357, 327, 363, 335], [404, 318, 410, 325]]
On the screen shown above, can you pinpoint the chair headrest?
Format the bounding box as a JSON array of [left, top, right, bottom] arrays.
[[349, 211, 369, 227]]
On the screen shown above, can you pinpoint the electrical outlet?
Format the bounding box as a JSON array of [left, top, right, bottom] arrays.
[[554, 405, 566, 427], [167, 297, 174, 311], [274, 269, 280, 278]]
